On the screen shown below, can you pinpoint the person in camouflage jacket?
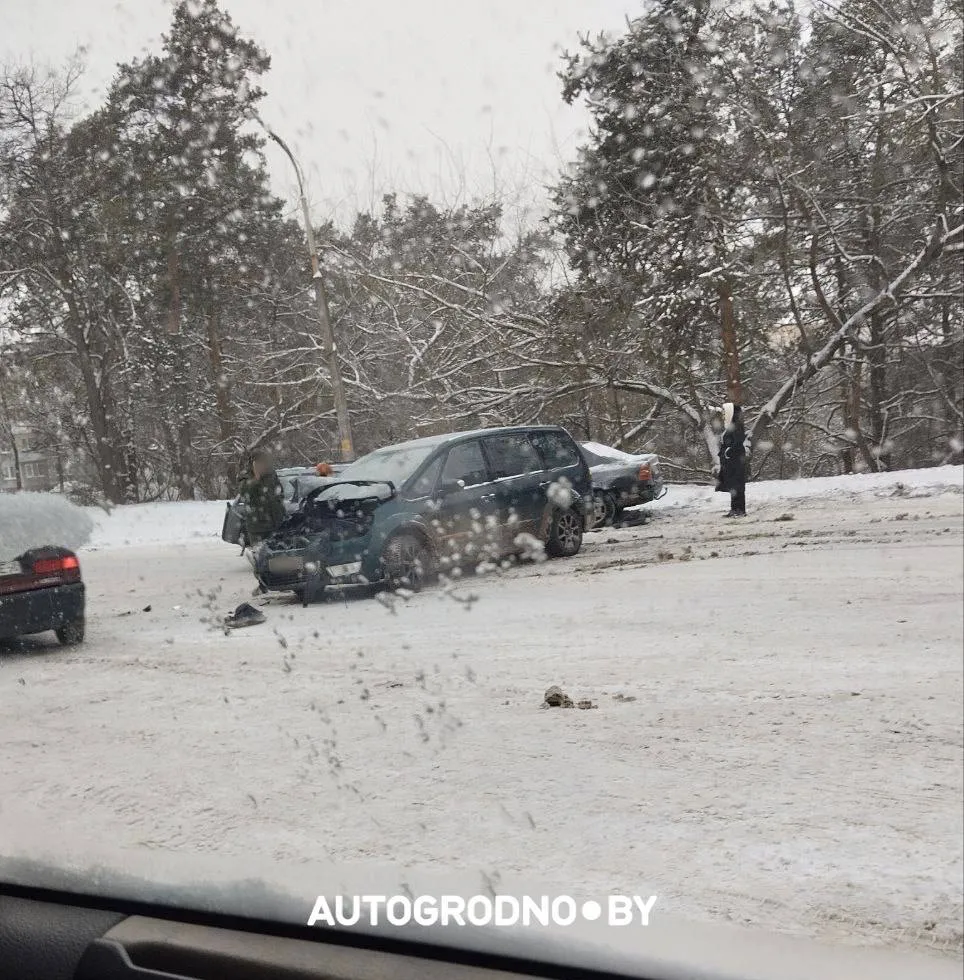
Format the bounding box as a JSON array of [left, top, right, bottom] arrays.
[[237, 450, 286, 544]]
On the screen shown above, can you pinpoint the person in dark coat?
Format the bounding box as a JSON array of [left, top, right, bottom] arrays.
[[237, 450, 286, 544], [716, 402, 747, 518]]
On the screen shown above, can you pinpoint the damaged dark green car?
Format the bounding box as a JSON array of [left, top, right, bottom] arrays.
[[251, 425, 593, 602]]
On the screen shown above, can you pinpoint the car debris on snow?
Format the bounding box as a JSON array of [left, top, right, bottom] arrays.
[[117, 605, 152, 617], [223, 602, 266, 629]]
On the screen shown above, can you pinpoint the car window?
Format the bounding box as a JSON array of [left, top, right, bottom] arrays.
[[407, 455, 444, 497], [483, 433, 545, 478], [338, 445, 437, 485], [440, 440, 489, 487], [532, 430, 582, 469]]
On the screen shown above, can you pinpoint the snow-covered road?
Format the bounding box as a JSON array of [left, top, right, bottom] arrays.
[[1, 470, 962, 959]]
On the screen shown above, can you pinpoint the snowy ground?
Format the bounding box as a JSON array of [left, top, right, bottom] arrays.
[[1, 467, 962, 960]]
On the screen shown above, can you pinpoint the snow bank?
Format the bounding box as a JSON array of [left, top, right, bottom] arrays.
[[652, 464, 963, 514], [0, 492, 95, 558], [85, 500, 226, 551], [79, 465, 963, 552]]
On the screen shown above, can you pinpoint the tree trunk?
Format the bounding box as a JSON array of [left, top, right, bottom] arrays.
[[0, 368, 23, 491], [166, 244, 182, 336], [835, 257, 854, 473], [840, 356, 855, 474], [64, 310, 126, 503], [205, 303, 238, 484], [865, 83, 890, 471], [9, 439, 22, 492], [608, 380, 625, 447], [719, 281, 743, 406], [164, 239, 195, 499], [867, 310, 889, 469]]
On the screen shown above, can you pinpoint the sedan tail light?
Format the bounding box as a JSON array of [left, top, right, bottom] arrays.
[[32, 555, 80, 576], [0, 552, 80, 595], [638, 464, 652, 481], [30, 553, 82, 586]]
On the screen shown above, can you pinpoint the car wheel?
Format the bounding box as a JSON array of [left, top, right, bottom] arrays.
[[546, 507, 583, 558], [380, 533, 434, 592], [601, 492, 618, 526], [55, 618, 85, 647]]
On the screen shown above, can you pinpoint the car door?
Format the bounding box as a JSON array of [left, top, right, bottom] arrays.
[[480, 431, 548, 551], [431, 439, 501, 567]]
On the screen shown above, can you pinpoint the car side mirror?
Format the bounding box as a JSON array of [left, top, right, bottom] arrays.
[[437, 479, 466, 497]]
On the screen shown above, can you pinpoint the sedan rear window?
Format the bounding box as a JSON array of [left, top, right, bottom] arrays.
[[581, 441, 637, 463], [579, 448, 607, 466]]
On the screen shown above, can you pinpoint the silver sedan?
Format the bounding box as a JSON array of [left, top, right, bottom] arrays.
[[580, 442, 666, 527]]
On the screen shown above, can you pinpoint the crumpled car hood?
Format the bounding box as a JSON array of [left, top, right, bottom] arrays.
[[308, 481, 394, 505]]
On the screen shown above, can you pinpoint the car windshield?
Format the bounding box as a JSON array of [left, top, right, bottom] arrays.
[[336, 446, 439, 487], [1, 0, 962, 971]]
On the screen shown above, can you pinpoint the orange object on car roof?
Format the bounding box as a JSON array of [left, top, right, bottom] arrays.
[[315, 462, 334, 477]]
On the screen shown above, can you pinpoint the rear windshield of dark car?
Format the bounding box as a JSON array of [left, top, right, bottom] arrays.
[[579, 448, 609, 467]]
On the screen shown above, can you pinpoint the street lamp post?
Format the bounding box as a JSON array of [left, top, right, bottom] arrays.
[[262, 127, 355, 463]]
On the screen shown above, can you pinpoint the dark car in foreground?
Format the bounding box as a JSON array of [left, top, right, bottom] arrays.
[[221, 464, 347, 548], [0, 546, 86, 646], [580, 441, 666, 527], [252, 425, 592, 601]]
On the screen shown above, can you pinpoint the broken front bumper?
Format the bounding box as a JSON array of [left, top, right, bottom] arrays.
[[253, 542, 367, 593]]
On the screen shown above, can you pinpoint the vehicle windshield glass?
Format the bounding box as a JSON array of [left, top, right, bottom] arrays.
[[2, 0, 962, 966], [337, 446, 438, 487]]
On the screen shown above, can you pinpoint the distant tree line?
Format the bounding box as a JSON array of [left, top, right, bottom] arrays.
[[1, 0, 960, 503]]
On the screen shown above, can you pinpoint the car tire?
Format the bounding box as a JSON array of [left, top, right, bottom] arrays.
[[601, 492, 618, 526], [55, 618, 85, 647], [546, 507, 583, 558], [380, 533, 434, 592]]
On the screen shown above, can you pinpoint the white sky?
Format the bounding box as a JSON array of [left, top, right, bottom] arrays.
[[2, 0, 640, 227]]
